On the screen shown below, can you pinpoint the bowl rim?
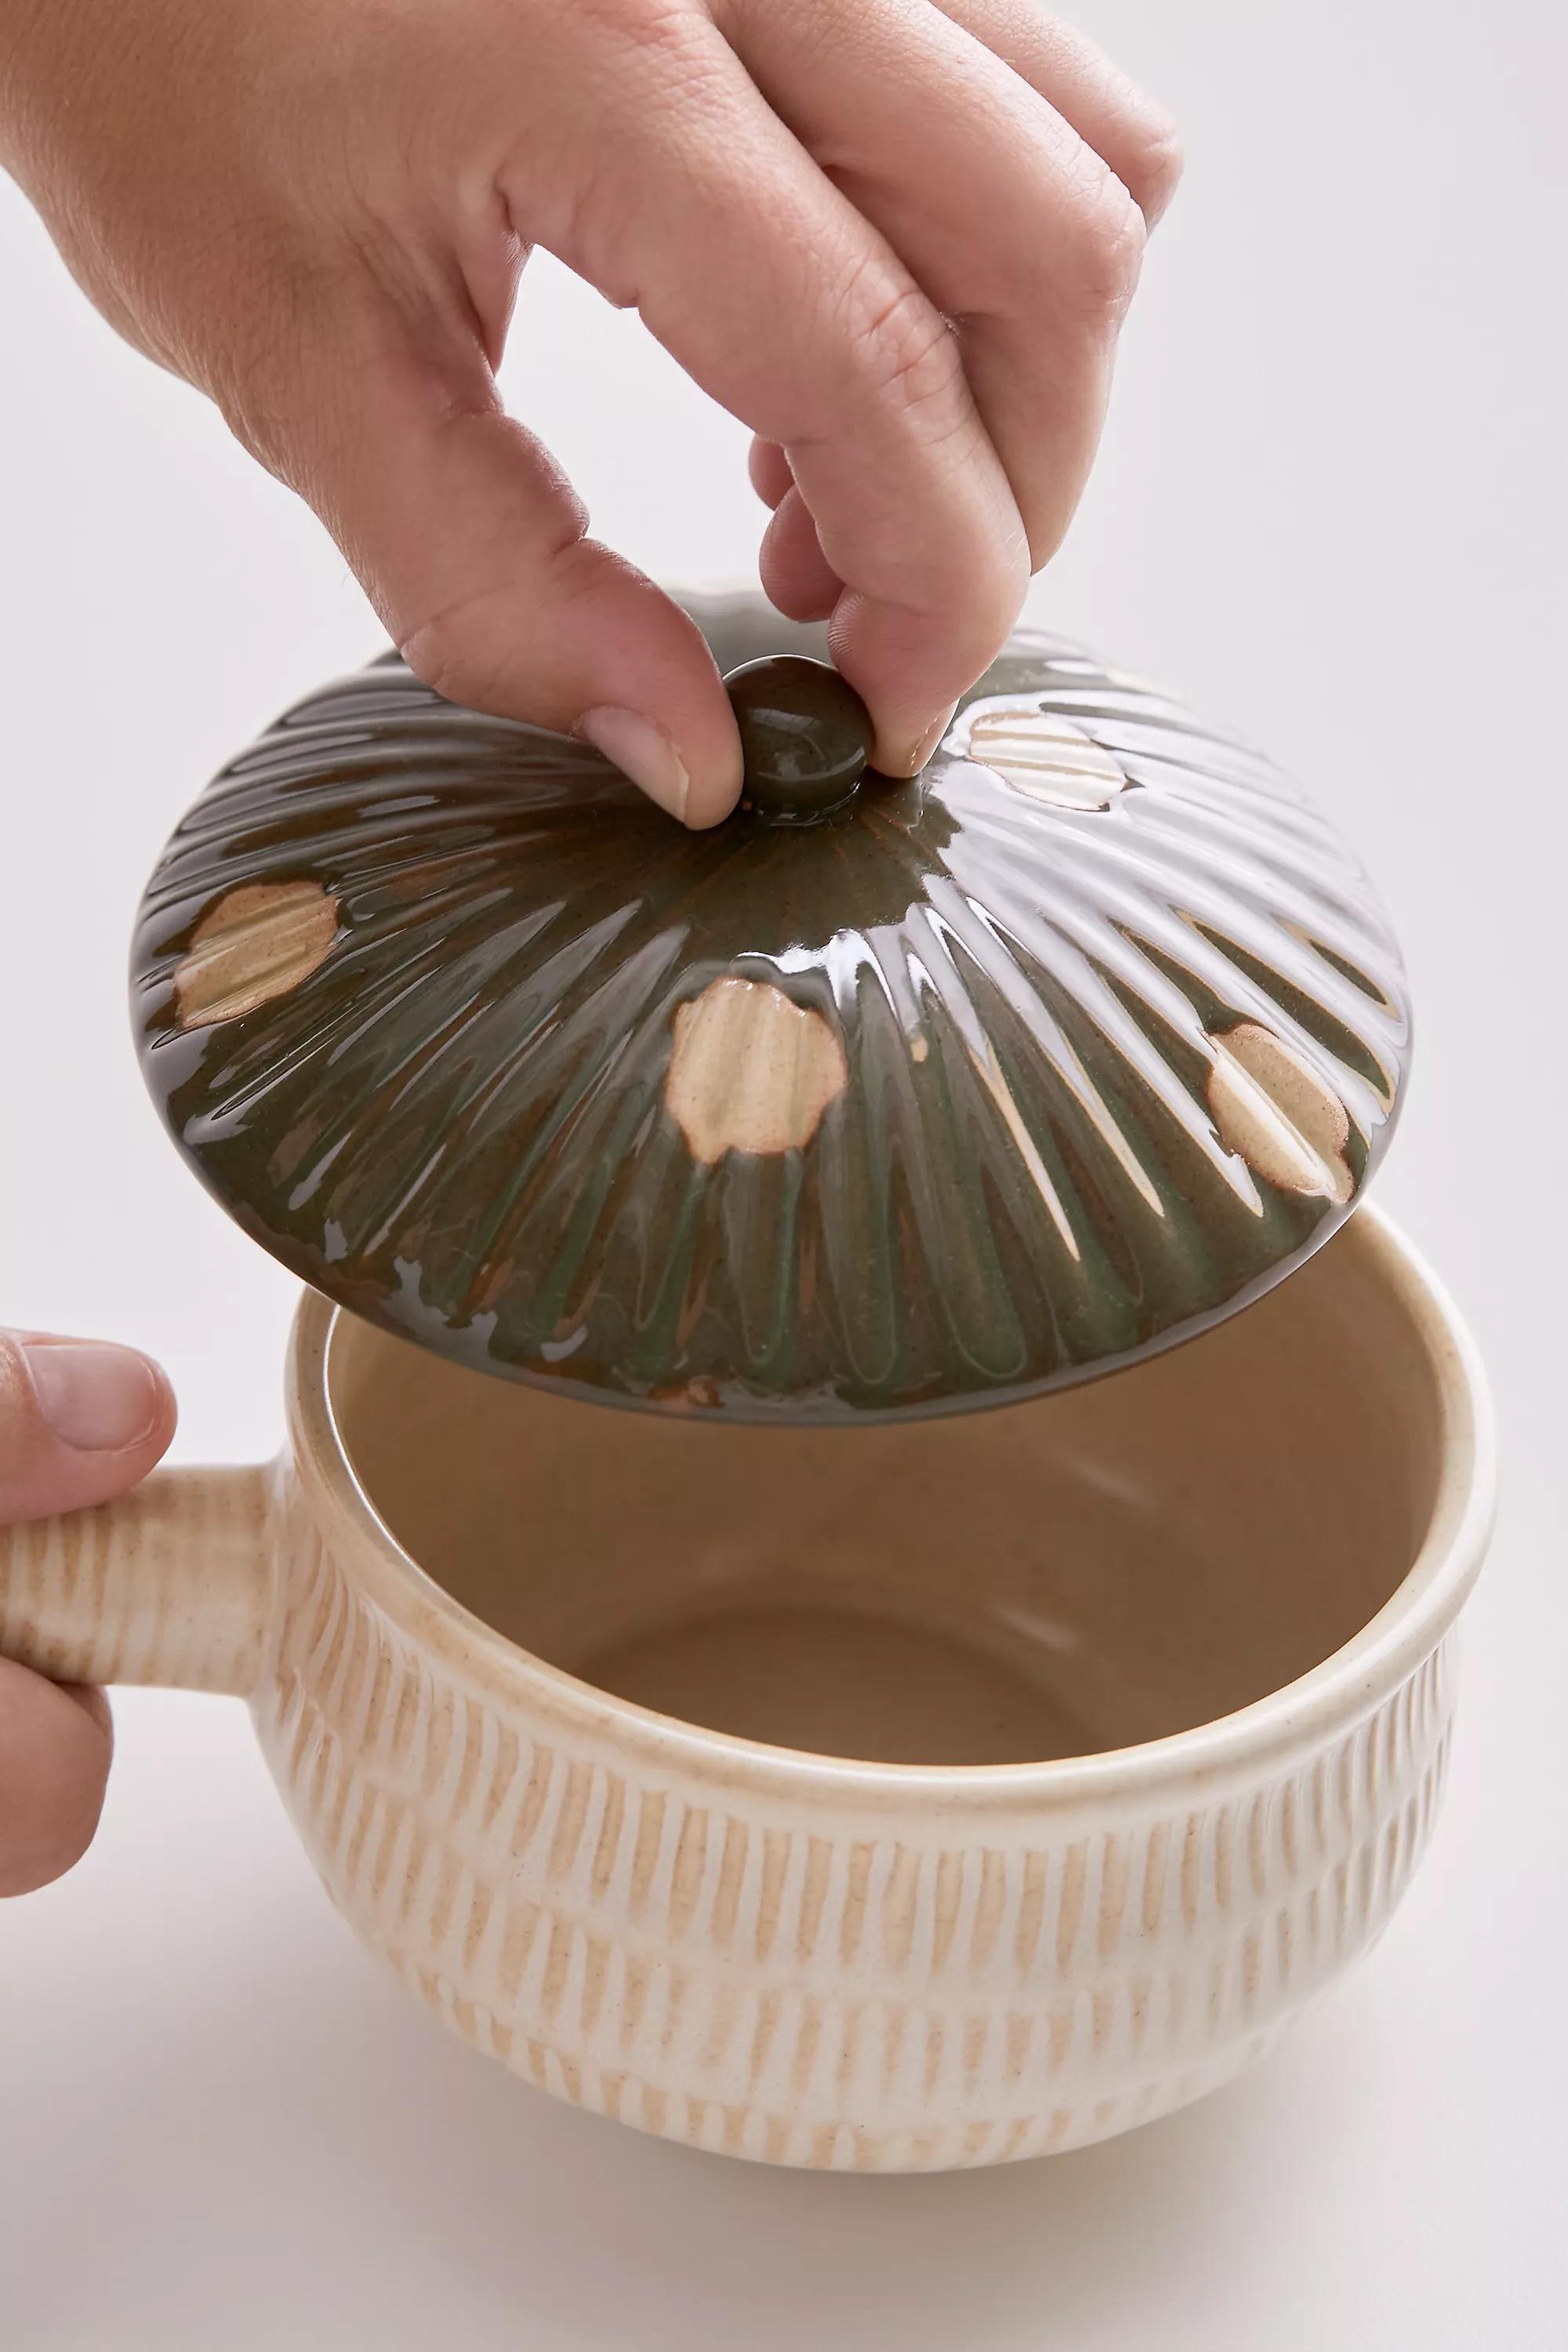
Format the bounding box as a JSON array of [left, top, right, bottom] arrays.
[[285, 1203, 1495, 1817]]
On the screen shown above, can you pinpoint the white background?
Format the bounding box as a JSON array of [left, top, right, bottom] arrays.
[[2, 4, 1564, 2343]]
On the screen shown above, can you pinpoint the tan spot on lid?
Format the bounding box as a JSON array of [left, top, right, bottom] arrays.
[[956, 699, 1130, 811], [1207, 1022, 1355, 1207], [665, 976, 848, 1163], [174, 879, 339, 1029]]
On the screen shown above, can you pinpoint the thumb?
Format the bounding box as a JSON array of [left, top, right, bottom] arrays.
[[224, 291, 744, 829], [0, 1332, 176, 1525], [0, 1340, 170, 1895]]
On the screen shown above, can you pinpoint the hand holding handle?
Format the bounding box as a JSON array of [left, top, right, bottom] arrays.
[[0, 1465, 273, 1697]]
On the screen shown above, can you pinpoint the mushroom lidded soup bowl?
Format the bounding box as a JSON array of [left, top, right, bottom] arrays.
[[0, 591, 1493, 2167]]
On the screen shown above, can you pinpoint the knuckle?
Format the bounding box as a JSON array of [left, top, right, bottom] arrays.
[[1054, 178, 1148, 328], [575, 0, 724, 89], [213, 379, 289, 480], [846, 274, 967, 432], [1119, 104, 1185, 224], [399, 445, 589, 710], [207, 324, 323, 489], [401, 597, 514, 713]]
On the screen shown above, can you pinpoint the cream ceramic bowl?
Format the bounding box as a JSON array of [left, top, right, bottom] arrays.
[[0, 1207, 1492, 2172]]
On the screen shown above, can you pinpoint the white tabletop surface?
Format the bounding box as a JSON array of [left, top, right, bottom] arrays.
[[2, 5, 1563, 2344]]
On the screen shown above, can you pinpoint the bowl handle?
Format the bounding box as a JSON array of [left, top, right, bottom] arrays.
[[0, 1465, 272, 1698]]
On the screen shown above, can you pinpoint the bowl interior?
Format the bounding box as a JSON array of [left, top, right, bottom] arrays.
[[326, 1222, 1446, 1767]]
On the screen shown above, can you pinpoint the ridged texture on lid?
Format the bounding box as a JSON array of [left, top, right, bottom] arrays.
[[131, 601, 1409, 1422]]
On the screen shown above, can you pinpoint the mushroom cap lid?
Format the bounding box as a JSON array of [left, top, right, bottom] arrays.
[[131, 590, 1410, 1425]]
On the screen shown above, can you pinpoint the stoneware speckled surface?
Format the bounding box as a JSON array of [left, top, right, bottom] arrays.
[[0, 1210, 1492, 2170], [129, 590, 1411, 1423]]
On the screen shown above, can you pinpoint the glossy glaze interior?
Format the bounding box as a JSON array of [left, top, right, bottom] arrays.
[[327, 1221, 1444, 1768]]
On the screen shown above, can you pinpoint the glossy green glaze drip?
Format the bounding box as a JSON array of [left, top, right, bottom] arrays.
[[130, 597, 1410, 1423]]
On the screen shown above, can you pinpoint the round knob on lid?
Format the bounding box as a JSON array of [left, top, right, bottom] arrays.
[[724, 655, 875, 823]]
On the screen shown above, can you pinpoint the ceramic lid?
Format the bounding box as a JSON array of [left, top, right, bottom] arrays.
[[131, 588, 1409, 1425]]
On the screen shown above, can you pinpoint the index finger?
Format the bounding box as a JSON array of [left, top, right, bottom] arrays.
[[519, 15, 1029, 771]]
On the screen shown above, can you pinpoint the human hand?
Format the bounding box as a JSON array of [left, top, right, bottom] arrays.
[[0, 0, 1178, 822], [0, 1333, 174, 1895]]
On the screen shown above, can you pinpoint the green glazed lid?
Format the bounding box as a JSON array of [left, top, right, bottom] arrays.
[[131, 588, 1410, 1425]]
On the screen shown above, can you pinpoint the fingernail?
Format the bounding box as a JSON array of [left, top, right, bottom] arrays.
[[24, 1342, 161, 1454], [576, 707, 690, 824], [900, 705, 958, 778]]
